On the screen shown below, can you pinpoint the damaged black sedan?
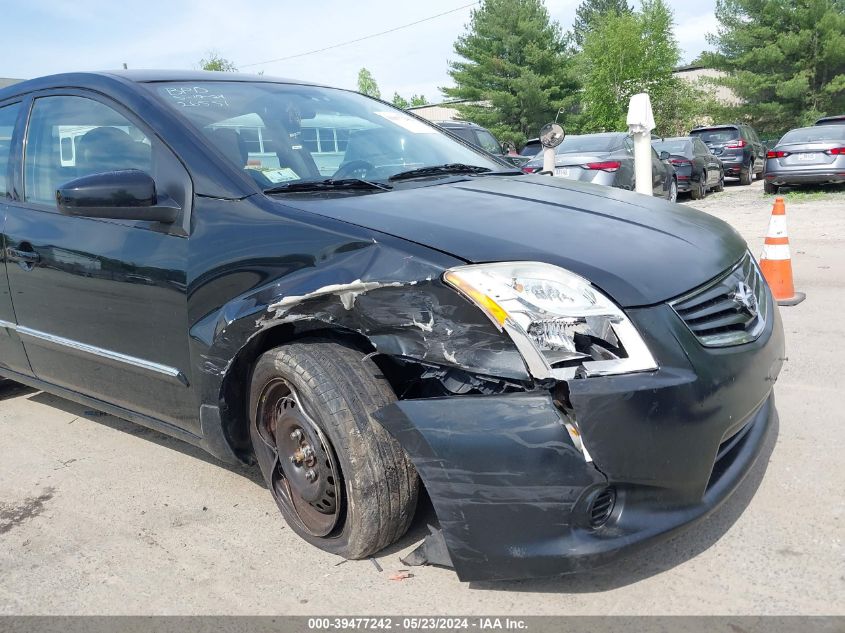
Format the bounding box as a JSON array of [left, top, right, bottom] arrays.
[[0, 72, 784, 581]]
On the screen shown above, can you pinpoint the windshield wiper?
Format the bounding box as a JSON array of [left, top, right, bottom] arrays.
[[264, 178, 392, 194], [388, 163, 494, 181]]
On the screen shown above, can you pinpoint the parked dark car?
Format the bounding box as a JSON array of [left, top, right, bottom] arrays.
[[763, 125, 845, 193], [520, 137, 542, 157], [522, 132, 678, 201], [689, 123, 766, 185], [652, 136, 724, 199], [0, 71, 784, 582], [815, 114, 845, 125], [434, 120, 521, 164]]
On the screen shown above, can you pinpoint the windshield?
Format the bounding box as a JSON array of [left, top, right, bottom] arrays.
[[690, 128, 739, 144], [554, 134, 624, 154], [779, 126, 845, 144], [150, 81, 501, 188], [652, 139, 691, 155]]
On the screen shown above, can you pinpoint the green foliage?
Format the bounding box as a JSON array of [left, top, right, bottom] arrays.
[[442, 0, 577, 146], [392, 93, 429, 109], [703, 0, 845, 135], [578, 0, 698, 135], [198, 52, 238, 72], [572, 0, 633, 48], [357, 68, 381, 99]]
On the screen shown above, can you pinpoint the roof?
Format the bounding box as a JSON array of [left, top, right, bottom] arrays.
[[407, 99, 472, 111], [0, 78, 22, 89], [0, 70, 324, 100]]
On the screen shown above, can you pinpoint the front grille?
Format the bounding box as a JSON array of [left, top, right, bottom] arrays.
[[671, 253, 769, 347]]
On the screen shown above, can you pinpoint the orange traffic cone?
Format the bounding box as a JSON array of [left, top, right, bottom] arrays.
[[759, 197, 805, 306]]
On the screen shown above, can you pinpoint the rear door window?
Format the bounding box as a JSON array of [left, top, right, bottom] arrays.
[[0, 102, 21, 197]]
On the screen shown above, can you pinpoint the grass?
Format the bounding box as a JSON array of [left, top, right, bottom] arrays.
[[763, 183, 845, 201]]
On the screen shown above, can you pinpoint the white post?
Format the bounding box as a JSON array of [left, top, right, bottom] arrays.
[[626, 93, 656, 196], [542, 147, 556, 174]]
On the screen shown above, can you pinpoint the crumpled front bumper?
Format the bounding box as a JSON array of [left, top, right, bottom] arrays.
[[375, 299, 785, 582]]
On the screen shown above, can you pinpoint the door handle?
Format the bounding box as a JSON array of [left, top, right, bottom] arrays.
[[6, 247, 40, 264]]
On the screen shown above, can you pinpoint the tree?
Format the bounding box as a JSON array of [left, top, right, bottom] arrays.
[[579, 0, 698, 134], [703, 0, 845, 134], [442, 0, 577, 146], [571, 0, 633, 48], [357, 68, 381, 99], [392, 93, 429, 109], [199, 52, 238, 72]]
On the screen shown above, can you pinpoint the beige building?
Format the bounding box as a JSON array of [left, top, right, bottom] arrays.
[[673, 64, 741, 106], [406, 100, 470, 122]]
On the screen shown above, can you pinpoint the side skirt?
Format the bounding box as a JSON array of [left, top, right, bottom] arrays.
[[0, 366, 207, 452]]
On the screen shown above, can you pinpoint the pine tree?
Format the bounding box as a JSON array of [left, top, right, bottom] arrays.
[[572, 0, 633, 48], [442, 0, 576, 145], [703, 0, 845, 133]]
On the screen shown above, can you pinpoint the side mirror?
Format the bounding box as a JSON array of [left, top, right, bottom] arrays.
[[56, 170, 179, 224], [659, 151, 670, 160]]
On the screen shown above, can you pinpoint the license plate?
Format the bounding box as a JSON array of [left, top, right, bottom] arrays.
[[798, 153, 816, 161], [555, 167, 570, 178]]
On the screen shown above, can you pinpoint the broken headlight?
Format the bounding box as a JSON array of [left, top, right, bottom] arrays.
[[444, 262, 657, 378]]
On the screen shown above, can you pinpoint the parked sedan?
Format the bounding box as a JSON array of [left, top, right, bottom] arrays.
[[763, 125, 845, 193], [522, 132, 678, 201], [653, 136, 724, 199], [0, 71, 783, 582], [689, 123, 766, 185]]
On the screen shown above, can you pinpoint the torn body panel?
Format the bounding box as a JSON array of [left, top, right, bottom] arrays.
[[186, 198, 533, 457], [375, 297, 785, 582]]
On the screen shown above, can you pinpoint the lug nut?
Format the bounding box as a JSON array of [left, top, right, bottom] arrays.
[[290, 429, 303, 442], [305, 469, 317, 482]]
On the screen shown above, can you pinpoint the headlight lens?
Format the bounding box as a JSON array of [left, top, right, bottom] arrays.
[[444, 262, 657, 378]]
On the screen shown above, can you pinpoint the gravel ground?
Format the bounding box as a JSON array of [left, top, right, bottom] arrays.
[[0, 179, 843, 615]]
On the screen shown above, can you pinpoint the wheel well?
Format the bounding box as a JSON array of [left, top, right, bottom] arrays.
[[218, 324, 377, 460]]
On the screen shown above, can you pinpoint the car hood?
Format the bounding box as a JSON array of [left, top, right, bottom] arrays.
[[280, 176, 746, 307]]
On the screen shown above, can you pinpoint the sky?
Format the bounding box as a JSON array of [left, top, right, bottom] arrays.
[[0, 0, 719, 102]]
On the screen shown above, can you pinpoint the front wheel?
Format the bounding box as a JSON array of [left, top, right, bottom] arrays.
[[249, 340, 419, 559]]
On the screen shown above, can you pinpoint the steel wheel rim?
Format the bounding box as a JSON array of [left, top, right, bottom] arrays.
[[255, 378, 343, 537]]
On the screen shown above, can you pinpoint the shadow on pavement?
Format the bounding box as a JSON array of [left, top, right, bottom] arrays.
[[17, 387, 266, 487]]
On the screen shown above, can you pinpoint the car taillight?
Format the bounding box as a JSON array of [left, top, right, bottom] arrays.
[[522, 165, 541, 173], [767, 150, 790, 158], [826, 147, 845, 155], [583, 161, 621, 172], [669, 159, 691, 165], [725, 139, 746, 148]]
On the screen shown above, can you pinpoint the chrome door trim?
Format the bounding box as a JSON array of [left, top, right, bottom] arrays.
[[5, 322, 188, 386]]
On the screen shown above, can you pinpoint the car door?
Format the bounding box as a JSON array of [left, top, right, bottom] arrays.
[[0, 99, 34, 376], [3, 92, 197, 430], [693, 139, 714, 186]]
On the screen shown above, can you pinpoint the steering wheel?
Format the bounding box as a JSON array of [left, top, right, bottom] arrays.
[[334, 160, 375, 180]]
